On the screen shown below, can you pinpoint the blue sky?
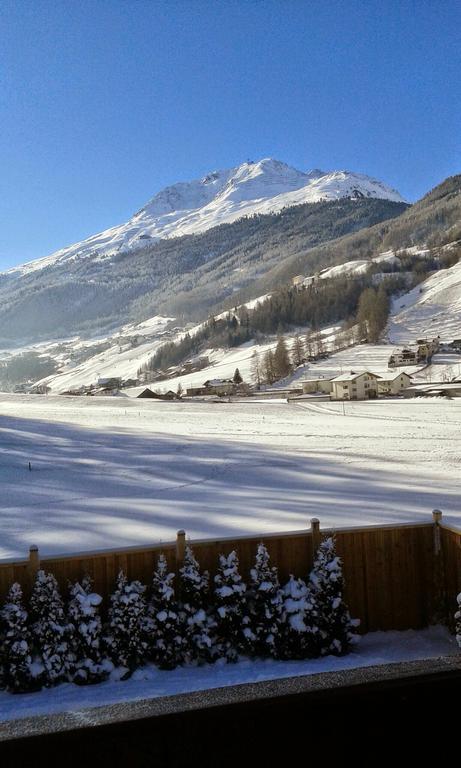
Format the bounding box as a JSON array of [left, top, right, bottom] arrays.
[[1, 0, 460, 269]]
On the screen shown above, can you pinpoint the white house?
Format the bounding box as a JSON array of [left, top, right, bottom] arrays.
[[388, 348, 418, 367], [330, 371, 381, 400], [378, 372, 413, 395], [301, 378, 334, 395]]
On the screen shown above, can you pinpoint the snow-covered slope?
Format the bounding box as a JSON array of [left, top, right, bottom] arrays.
[[389, 256, 461, 343], [5, 159, 405, 277]]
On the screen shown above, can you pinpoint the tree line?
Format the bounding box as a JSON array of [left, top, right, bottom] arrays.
[[139, 274, 396, 379]]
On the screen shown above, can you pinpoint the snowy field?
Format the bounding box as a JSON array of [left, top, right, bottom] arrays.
[[1, 394, 461, 559], [0, 626, 456, 723]]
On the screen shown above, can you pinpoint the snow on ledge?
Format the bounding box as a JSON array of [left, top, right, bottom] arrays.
[[0, 626, 456, 725]]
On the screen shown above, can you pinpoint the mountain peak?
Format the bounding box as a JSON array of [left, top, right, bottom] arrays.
[[5, 158, 405, 277]]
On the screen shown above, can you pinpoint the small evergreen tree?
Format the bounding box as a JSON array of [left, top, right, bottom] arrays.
[[147, 554, 184, 670], [455, 593, 461, 648], [68, 576, 108, 685], [263, 349, 276, 384], [179, 546, 214, 664], [291, 334, 305, 367], [233, 368, 243, 384], [244, 543, 283, 658], [0, 583, 39, 693], [105, 570, 148, 675], [305, 330, 315, 359], [273, 336, 291, 380], [309, 536, 358, 656], [250, 350, 262, 389], [30, 570, 75, 685], [279, 575, 317, 660], [213, 551, 247, 662]]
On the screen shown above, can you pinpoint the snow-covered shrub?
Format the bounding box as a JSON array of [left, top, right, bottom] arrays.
[[279, 575, 318, 659], [68, 576, 109, 685], [105, 570, 148, 675], [213, 551, 247, 662], [455, 593, 461, 647], [30, 570, 75, 685], [244, 543, 283, 658], [0, 583, 40, 693], [179, 546, 214, 664], [147, 554, 184, 670], [309, 536, 359, 656]]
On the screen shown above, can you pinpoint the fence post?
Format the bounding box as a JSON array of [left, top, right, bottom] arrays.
[[311, 518, 321, 559], [28, 545, 40, 586], [432, 509, 442, 554], [176, 529, 186, 568], [431, 509, 447, 625]]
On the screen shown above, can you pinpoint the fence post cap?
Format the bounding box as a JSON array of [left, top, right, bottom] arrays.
[[177, 529, 186, 537], [310, 518, 320, 525], [29, 544, 39, 552], [432, 509, 443, 521]]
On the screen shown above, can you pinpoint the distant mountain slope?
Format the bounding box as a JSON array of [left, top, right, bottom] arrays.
[[5, 159, 404, 278], [0, 197, 407, 342], [241, 174, 461, 301]]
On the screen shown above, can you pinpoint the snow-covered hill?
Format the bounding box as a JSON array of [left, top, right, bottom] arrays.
[[5, 159, 404, 277], [389, 249, 461, 343]]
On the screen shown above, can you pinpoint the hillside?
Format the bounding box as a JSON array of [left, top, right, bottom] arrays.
[[0, 197, 406, 342], [232, 174, 461, 303]]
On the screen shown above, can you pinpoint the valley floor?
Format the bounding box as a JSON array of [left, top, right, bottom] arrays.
[[0, 394, 460, 559]]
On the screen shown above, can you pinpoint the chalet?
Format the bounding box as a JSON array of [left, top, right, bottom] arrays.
[[301, 378, 334, 395], [378, 372, 413, 395], [137, 388, 177, 400], [182, 356, 210, 373], [137, 388, 163, 399], [291, 275, 305, 287], [28, 384, 51, 395], [330, 371, 381, 400], [388, 348, 418, 367], [186, 378, 251, 397], [97, 376, 122, 389], [202, 379, 236, 396]]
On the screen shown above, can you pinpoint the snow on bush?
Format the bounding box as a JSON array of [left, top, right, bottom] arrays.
[[0, 583, 39, 693], [455, 593, 461, 648], [244, 543, 283, 658], [279, 575, 318, 659], [0, 539, 361, 696], [213, 551, 247, 662], [309, 536, 359, 656], [146, 554, 184, 670], [68, 576, 110, 685], [105, 570, 148, 676], [178, 546, 215, 665], [30, 570, 75, 686]]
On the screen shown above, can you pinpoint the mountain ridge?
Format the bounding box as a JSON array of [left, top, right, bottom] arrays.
[[4, 158, 404, 278]]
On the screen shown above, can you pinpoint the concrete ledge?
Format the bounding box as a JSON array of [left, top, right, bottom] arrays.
[[1, 654, 461, 743]]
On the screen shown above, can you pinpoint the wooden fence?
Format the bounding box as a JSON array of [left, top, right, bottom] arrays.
[[0, 511, 458, 633]]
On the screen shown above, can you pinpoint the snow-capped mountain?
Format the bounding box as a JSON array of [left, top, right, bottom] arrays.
[[6, 158, 405, 277]]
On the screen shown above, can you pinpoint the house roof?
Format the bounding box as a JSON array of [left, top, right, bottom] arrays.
[[331, 371, 382, 383], [203, 379, 233, 386], [379, 372, 413, 382]]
